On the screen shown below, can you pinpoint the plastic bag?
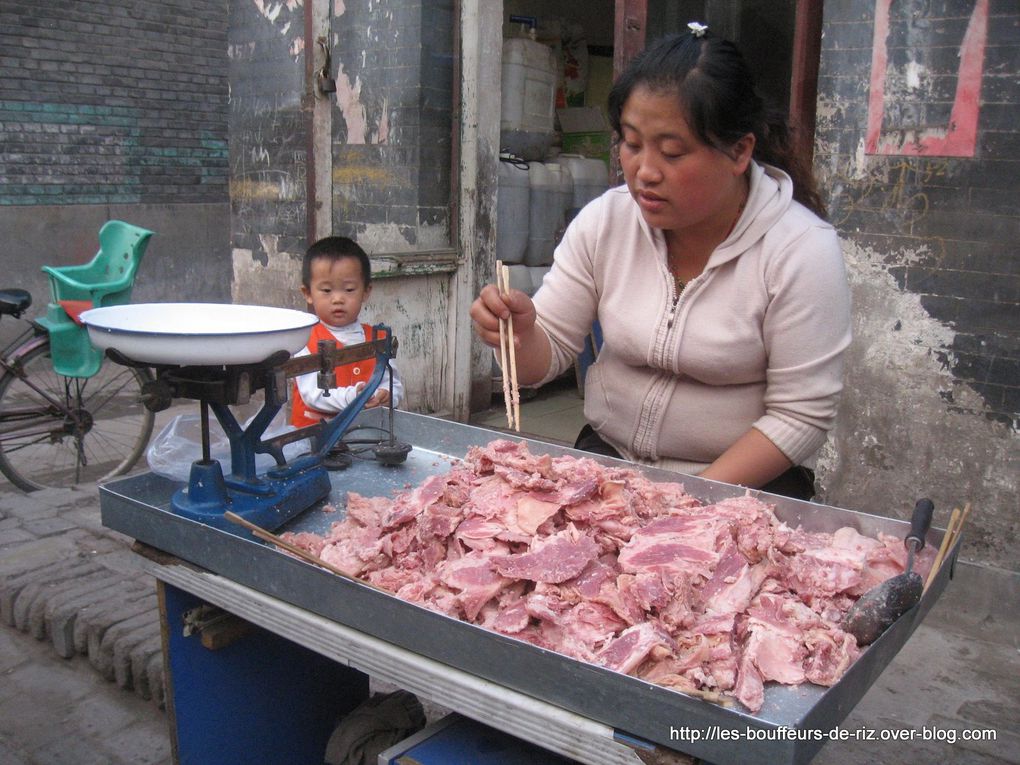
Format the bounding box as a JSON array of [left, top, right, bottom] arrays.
[[146, 407, 305, 482]]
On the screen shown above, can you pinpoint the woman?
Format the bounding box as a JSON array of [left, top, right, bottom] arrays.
[[471, 26, 851, 500]]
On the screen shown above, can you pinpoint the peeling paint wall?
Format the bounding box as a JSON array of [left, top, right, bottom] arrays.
[[228, 0, 457, 413], [329, 0, 455, 251], [814, 1, 1019, 571], [360, 275, 452, 414], [454, 0, 503, 418], [229, 0, 308, 269]]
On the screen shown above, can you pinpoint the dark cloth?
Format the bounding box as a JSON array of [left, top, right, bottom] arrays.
[[323, 690, 426, 765], [759, 464, 815, 501], [573, 424, 816, 501], [573, 423, 623, 458]]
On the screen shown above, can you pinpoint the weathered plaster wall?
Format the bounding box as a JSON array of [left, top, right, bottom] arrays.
[[328, 0, 454, 251], [229, 0, 308, 305], [814, 0, 1018, 571], [360, 274, 452, 414], [457, 0, 504, 416], [228, 0, 457, 413]]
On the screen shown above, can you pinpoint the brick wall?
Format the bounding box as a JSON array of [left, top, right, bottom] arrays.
[[0, 0, 228, 206], [0, 0, 232, 327], [814, 0, 1018, 569]]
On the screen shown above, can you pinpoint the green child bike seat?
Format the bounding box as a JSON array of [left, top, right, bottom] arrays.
[[36, 220, 154, 378]]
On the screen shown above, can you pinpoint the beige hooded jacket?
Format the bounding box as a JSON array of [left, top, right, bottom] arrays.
[[532, 161, 852, 476]]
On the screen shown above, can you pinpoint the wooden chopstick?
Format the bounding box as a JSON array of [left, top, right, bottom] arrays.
[[952, 502, 972, 551], [682, 688, 733, 707], [501, 264, 521, 432], [494, 262, 520, 432], [924, 506, 959, 591], [224, 511, 386, 592], [924, 502, 971, 592], [495, 260, 515, 430]]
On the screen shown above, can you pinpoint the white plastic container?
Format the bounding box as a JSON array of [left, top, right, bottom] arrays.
[[496, 158, 530, 265], [555, 162, 574, 229], [500, 38, 557, 161], [505, 264, 534, 295], [526, 163, 563, 267], [556, 153, 609, 211], [529, 266, 551, 293]]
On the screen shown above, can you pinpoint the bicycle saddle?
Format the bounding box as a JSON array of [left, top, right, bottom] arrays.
[[0, 288, 32, 317]]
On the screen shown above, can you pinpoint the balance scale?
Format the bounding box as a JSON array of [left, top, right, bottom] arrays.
[[81, 303, 411, 532]]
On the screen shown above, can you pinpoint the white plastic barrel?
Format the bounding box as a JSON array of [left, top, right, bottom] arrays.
[[529, 266, 551, 293], [496, 158, 530, 265], [555, 162, 574, 231], [500, 38, 557, 161], [505, 264, 534, 295], [556, 153, 609, 211], [525, 162, 558, 267]]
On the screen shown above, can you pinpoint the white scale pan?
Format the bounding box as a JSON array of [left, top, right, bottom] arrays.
[[81, 303, 318, 366]]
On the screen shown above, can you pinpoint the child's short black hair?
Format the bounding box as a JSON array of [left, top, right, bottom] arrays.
[[302, 236, 371, 288]]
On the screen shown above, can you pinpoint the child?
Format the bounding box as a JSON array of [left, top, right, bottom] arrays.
[[291, 236, 404, 427]]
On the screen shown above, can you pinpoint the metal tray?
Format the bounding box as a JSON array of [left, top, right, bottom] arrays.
[[99, 410, 957, 765]]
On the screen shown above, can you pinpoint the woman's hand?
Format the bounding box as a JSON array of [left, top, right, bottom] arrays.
[[470, 283, 551, 386], [469, 283, 537, 349]]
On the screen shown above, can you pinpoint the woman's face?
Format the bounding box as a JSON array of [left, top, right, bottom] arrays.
[[618, 85, 752, 234]]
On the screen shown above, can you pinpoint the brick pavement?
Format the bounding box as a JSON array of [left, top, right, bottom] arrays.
[[0, 618, 170, 765], [0, 481, 170, 765]]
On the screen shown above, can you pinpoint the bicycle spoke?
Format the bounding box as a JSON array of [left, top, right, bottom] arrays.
[[81, 371, 140, 412], [3, 434, 59, 454], [82, 417, 144, 459], [0, 344, 154, 491]]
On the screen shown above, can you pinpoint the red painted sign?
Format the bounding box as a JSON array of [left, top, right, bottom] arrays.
[[866, 0, 987, 157]]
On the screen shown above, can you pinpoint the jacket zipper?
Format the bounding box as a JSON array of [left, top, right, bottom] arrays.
[[667, 288, 682, 329]]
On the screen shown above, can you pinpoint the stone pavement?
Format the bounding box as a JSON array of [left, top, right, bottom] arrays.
[[1, 474, 1018, 765], [0, 482, 170, 764], [0, 615, 170, 765]]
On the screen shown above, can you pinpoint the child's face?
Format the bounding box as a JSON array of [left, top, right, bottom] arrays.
[[301, 256, 371, 328]]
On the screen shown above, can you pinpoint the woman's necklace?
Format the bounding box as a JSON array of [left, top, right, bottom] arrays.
[[668, 196, 746, 305], [671, 269, 688, 301]]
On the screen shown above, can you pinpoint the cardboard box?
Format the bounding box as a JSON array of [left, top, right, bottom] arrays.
[[557, 107, 612, 164], [556, 106, 609, 133]]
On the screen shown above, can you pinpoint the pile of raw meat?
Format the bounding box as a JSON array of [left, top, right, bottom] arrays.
[[283, 440, 926, 712]]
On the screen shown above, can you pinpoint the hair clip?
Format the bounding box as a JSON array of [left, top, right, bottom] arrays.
[[687, 21, 708, 38]]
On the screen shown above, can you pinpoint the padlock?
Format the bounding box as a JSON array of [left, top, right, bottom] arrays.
[[317, 69, 337, 94], [316, 37, 336, 95]]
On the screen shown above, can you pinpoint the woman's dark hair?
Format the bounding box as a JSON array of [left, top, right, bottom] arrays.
[[302, 236, 372, 288], [607, 31, 826, 219]]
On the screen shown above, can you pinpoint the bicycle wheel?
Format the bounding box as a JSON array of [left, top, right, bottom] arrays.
[[0, 341, 154, 491]]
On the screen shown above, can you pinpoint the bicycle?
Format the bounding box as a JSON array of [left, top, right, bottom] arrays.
[[0, 288, 155, 491], [0, 220, 157, 492]]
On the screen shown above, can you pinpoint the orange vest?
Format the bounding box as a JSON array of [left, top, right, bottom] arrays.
[[291, 323, 381, 427]]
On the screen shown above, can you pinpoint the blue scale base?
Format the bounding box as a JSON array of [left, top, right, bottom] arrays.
[[171, 459, 331, 533]]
